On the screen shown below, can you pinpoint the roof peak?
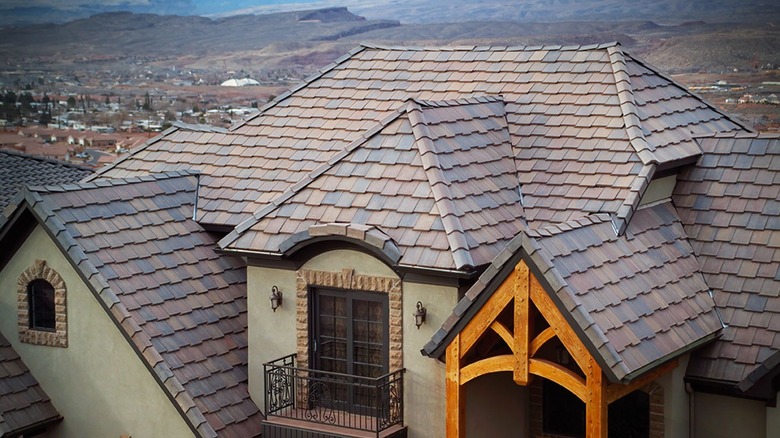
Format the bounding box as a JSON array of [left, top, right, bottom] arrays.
[[359, 42, 622, 52], [29, 170, 199, 194]]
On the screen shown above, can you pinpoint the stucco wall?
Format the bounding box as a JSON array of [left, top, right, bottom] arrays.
[[465, 372, 528, 437], [0, 226, 191, 438], [246, 249, 459, 438], [402, 279, 458, 438], [639, 175, 677, 206], [656, 354, 690, 438], [767, 394, 780, 438], [694, 392, 766, 438]]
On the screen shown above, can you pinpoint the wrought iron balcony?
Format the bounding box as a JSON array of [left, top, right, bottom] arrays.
[[263, 354, 405, 437]]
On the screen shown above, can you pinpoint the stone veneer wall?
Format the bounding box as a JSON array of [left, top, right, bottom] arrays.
[[529, 378, 665, 438], [17, 259, 67, 347], [296, 268, 403, 372]]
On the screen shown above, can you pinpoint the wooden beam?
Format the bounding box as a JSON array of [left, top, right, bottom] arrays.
[[460, 273, 514, 358], [606, 359, 678, 404], [529, 274, 590, 374], [490, 321, 512, 348], [529, 358, 587, 402], [460, 354, 514, 384], [446, 334, 464, 438], [514, 260, 530, 385], [585, 358, 607, 438], [529, 326, 555, 357]]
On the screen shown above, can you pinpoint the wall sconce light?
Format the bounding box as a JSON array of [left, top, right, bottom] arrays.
[[414, 301, 427, 329], [270, 286, 282, 312]]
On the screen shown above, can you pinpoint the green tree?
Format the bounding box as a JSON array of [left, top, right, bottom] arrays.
[[67, 96, 76, 108]]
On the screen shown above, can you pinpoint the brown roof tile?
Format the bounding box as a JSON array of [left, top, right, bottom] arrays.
[[1, 173, 261, 437], [0, 332, 61, 435], [93, 44, 743, 234], [676, 133, 780, 391], [221, 97, 525, 271]]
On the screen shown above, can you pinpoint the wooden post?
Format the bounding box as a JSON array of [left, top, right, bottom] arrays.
[[446, 333, 464, 438], [514, 261, 530, 385], [585, 357, 608, 438]]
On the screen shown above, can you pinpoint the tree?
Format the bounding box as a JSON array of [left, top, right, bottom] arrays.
[[67, 96, 76, 108], [142, 92, 152, 111]]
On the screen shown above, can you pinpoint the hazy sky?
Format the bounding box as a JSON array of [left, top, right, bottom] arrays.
[[0, 0, 333, 14]]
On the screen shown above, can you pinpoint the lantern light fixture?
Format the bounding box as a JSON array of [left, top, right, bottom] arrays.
[[414, 301, 427, 329], [270, 286, 282, 312]]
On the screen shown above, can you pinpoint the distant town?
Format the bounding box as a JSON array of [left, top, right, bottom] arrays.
[[0, 64, 300, 167]]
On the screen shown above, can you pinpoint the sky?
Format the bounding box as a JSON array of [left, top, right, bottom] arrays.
[[0, 0, 329, 15]]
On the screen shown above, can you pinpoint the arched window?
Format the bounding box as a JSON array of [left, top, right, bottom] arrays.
[[27, 279, 56, 331], [18, 260, 67, 347]]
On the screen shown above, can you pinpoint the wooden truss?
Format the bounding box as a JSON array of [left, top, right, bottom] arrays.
[[445, 260, 676, 437]]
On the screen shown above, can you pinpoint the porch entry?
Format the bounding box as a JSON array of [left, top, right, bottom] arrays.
[[310, 287, 390, 412]]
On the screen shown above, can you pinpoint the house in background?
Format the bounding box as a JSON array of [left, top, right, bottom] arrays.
[[0, 42, 779, 438]]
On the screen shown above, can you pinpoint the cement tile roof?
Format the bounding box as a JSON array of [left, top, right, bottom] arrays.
[[221, 97, 525, 271], [0, 150, 91, 218], [94, 43, 744, 236], [1, 173, 261, 438], [0, 332, 61, 436], [675, 133, 780, 390], [423, 202, 723, 383]]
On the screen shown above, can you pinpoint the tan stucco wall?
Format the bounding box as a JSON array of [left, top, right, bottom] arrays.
[[656, 354, 690, 438], [246, 263, 298, 411], [767, 394, 780, 438], [246, 249, 459, 438], [0, 226, 191, 438], [640, 175, 677, 206], [465, 372, 528, 437], [403, 279, 458, 438], [694, 392, 766, 438]]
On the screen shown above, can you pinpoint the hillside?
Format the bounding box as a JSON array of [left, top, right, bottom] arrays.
[[1, 9, 777, 75]]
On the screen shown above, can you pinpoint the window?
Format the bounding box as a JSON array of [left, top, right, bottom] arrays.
[[18, 260, 67, 347], [311, 288, 389, 412], [28, 279, 56, 331]]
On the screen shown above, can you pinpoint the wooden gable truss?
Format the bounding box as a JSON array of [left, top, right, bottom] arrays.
[[445, 260, 676, 438]]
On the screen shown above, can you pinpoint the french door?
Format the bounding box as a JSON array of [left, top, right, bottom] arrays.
[[311, 288, 389, 413]]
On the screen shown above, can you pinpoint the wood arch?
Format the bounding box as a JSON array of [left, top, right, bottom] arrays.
[[445, 260, 676, 438]]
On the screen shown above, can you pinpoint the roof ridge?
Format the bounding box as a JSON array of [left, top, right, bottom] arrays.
[[695, 131, 778, 140], [0, 149, 94, 172], [232, 45, 369, 130], [17, 188, 216, 437], [606, 45, 657, 165], [30, 170, 200, 194], [411, 95, 504, 108], [359, 42, 620, 52], [171, 121, 229, 133], [606, 45, 658, 237], [219, 102, 412, 250], [407, 101, 475, 270], [526, 213, 613, 238]]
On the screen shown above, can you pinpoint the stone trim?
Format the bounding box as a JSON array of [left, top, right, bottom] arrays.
[[17, 259, 68, 347], [296, 268, 402, 372]]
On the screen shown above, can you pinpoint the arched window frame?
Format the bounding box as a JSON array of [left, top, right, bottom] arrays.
[[17, 260, 68, 347]]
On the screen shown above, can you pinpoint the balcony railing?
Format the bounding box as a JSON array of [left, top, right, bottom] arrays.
[[264, 354, 405, 437]]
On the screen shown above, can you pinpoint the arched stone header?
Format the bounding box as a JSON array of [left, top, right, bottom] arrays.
[[280, 223, 402, 266], [17, 259, 68, 347]]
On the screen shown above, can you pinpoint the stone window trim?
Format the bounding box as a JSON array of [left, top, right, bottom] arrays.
[[296, 268, 402, 372], [17, 260, 68, 347]]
